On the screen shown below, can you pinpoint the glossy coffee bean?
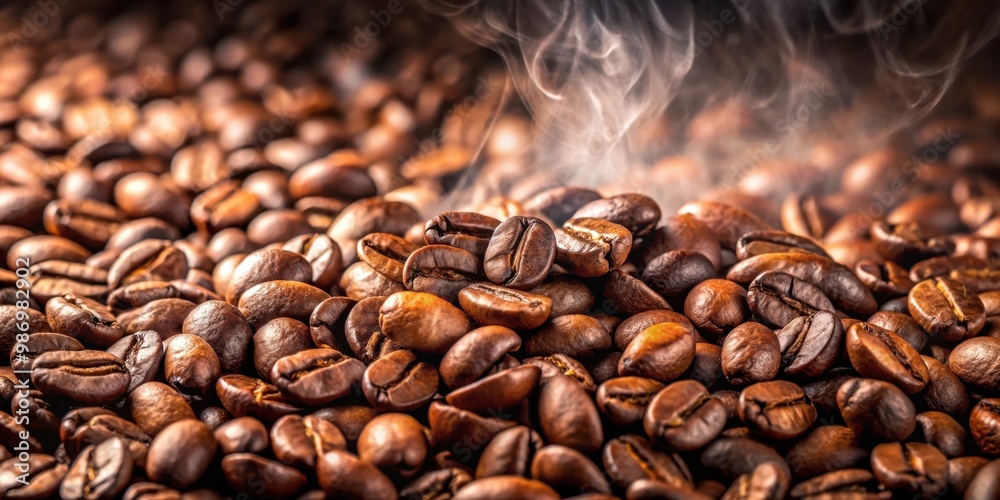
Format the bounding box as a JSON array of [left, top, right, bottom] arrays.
[[947, 336, 1000, 393], [107, 240, 188, 289], [683, 279, 749, 337], [538, 374, 603, 454], [446, 365, 541, 414], [32, 350, 130, 405], [642, 250, 716, 299], [856, 259, 914, 300], [163, 334, 221, 401], [107, 331, 164, 393], [574, 193, 660, 238], [747, 271, 835, 328], [425, 211, 500, 257], [596, 376, 665, 426], [271, 414, 346, 469], [908, 277, 986, 341], [357, 232, 416, 283], [317, 450, 399, 499], [553, 218, 632, 277], [721, 322, 780, 386], [216, 374, 302, 424], [837, 378, 915, 441], [128, 382, 197, 437], [525, 354, 596, 391], [738, 380, 816, 440], [271, 348, 365, 406], [362, 349, 439, 412], [458, 282, 552, 330], [602, 434, 692, 492], [784, 426, 867, 478], [870, 442, 948, 497], [214, 416, 269, 455], [380, 291, 472, 354], [736, 230, 830, 260], [403, 244, 482, 301], [45, 295, 123, 347], [846, 322, 929, 394], [644, 380, 726, 451], [526, 314, 612, 359], [253, 317, 314, 382], [146, 419, 217, 489], [222, 453, 308, 497], [440, 326, 521, 389], [775, 311, 843, 379], [237, 280, 329, 329], [476, 425, 544, 478], [60, 437, 133, 500], [357, 413, 429, 478], [400, 468, 473, 499], [970, 398, 1000, 455], [531, 444, 612, 495], [483, 215, 556, 290], [620, 322, 695, 383], [182, 300, 252, 373]]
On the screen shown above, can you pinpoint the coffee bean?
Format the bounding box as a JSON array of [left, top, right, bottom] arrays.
[[317, 450, 399, 499], [357, 413, 429, 478], [446, 364, 540, 414], [253, 317, 314, 381], [738, 380, 816, 439], [237, 280, 329, 329], [837, 378, 915, 441], [271, 348, 365, 406], [361, 349, 438, 412], [722, 462, 791, 500], [309, 296, 354, 352], [553, 218, 632, 278], [683, 279, 749, 337], [736, 230, 830, 260], [524, 353, 596, 391], [380, 291, 472, 353], [222, 453, 308, 497], [45, 295, 123, 347], [601, 268, 671, 316], [855, 259, 914, 300], [866, 310, 927, 352], [531, 444, 612, 495], [870, 442, 948, 497], [401, 468, 473, 499], [787, 469, 886, 498], [527, 314, 612, 359], [747, 271, 835, 328], [181, 300, 252, 373], [775, 311, 843, 379], [642, 250, 716, 299], [947, 336, 1000, 393], [483, 215, 555, 290], [0, 453, 66, 497], [523, 187, 602, 227], [908, 277, 986, 341], [596, 376, 664, 426], [403, 244, 482, 301], [677, 201, 772, 250], [146, 419, 217, 489], [614, 309, 694, 352], [60, 437, 133, 500], [538, 374, 603, 454], [784, 426, 867, 478], [574, 193, 660, 238], [425, 211, 501, 257], [225, 249, 313, 304], [61, 411, 151, 467], [271, 414, 346, 469], [128, 382, 197, 437], [189, 181, 261, 235], [247, 209, 314, 246], [871, 220, 952, 267], [214, 416, 269, 455], [620, 322, 694, 383], [458, 282, 552, 330], [440, 326, 521, 389], [28, 260, 109, 303], [118, 298, 196, 339], [32, 350, 130, 405], [106, 331, 164, 393], [216, 374, 302, 423], [328, 197, 421, 264], [43, 198, 125, 251], [107, 240, 188, 289], [644, 380, 726, 451], [721, 322, 780, 386], [8, 235, 91, 269], [346, 296, 404, 363], [530, 274, 595, 316], [642, 214, 722, 270], [970, 398, 1000, 455], [845, 322, 929, 394], [8, 332, 83, 372], [699, 436, 790, 480]]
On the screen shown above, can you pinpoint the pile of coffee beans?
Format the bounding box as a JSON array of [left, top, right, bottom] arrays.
[[2, 1, 1000, 499]]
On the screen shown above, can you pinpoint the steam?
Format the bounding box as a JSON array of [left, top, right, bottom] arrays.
[[418, 0, 1000, 206]]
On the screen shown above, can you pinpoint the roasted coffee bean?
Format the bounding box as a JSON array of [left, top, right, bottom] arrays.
[[237, 280, 329, 329], [0, 453, 66, 498], [538, 374, 603, 454], [440, 326, 521, 389], [947, 336, 1000, 393], [181, 300, 252, 373], [738, 380, 816, 439], [357, 232, 417, 283], [483, 215, 556, 290], [45, 295, 123, 347], [596, 376, 665, 426], [699, 435, 790, 480], [424, 211, 501, 257], [530, 274, 596, 316], [8, 235, 91, 269], [32, 350, 129, 405], [328, 197, 421, 264], [454, 476, 559, 500], [775, 311, 843, 379], [117, 298, 196, 339], [128, 382, 197, 437], [524, 354, 596, 391], [970, 398, 1000, 455], [683, 279, 749, 337], [602, 434, 693, 492], [380, 291, 472, 353], [146, 419, 217, 489], [341, 261, 408, 301], [289, 152, 376, 200], [747, 270, 835, 329], [920, 355, 969, 417], [362, 349, 439, 412], [0, 305, 51, 361], [216, 374, 302, 424], [788, 469, 887, 498], [526, 314, 612, 359], [214, 416, 270, 455], [271, 414, 346, 469], [317, 450, 399, 499], [28, 260, 109, 303], [189, 181, 261, 235], [614, 309, 694, 351], [837, 378, 915, 441], [871, 220, 952, 267], [401, 468, 473, 499], [163, 334, 221, 401], [644, 380, 726, 451], [845, 322, 929, 394], [728, 252, 878, 317], [9, 332, 83, 372], [107, 240, 188, 289], [446, 364, 541, 414], [523, 187, 602, 227], [403, 245, 482, 302], [620, 322, 694, 382], [280, 233, 343, 290], [246, 209, 314, 246], [224, 248, 313, 304], [357, 413, 429, 478], [107, 331, 164, 393], [60, 437, 133, 500], [346, 296, 404, 363], [722, 462, 791, 500], [642, 250, 716, 299], [458, 282, 552, 330], [106, 281, 180, 311], [309, 296, 355, 352], [784, 426, 867, 478], [870, 442, 948, 497], [601, 269, 671, 315], [473, 425, 541, 479], [909, 254, 989, 282], [253, 317, 314, 382], [866, 310, 927, 352], [952, 268, 1000, 293], [573, 193, 660, 238], [908, 277, 986, 341], [914, 411, 967, 458], [531, 444, 611, 495], [553, 218, 632, 277], [222, 453, 308, 497], [677, 201, 772, 250], [43, 198, 125, 251], [61, 410, 151, 463], [856, 259, 915, 300], [964, 459, 1000, 499], [721, 322, 780, 386], [736, 230, 830, 260], [643, 213, 723, 270], [271, 348, 365, 406]]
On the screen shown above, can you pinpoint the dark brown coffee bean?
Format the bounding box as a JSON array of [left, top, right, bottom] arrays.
[[553, 218, 632, 278], [28, 260, 109, 303], [446, 365, 540, 414], [106, 281, 180, 311], [0, 186, 52, 228], [345, 296, 403, 363], [775, 311, 843, 379], [538, 374, 603, 454], [970, 398, 1000, 455], [949, 337, 1000, 393], [403, 244, 482, 302], [643, 214, 723, 270], [837, 378, 915, 441], [601, 269, 671, 316], [573, 193, 660, 238], [784, 426, 867, 478], [360, 349, 438, 412], [224, 248, 313, 304], [9, 332, 83, 372], [45, 295, 123, 347], [677, 201, 772, 250], [523, 187, 602, 227], [107, 240, 188, 289], [699, 436, 790, 481], [271, 348, 365, 406], [596, 376, 664, 426], [181, 300, 252, 373], [747, 270, 835, 328], [870, 442, 948, 497], [328, 197, 421, 263], [401, 468, 472, 500], [524, 353, 595, 391], [738, 380, 816, 440], [162, 334, 221, 401], [871, 220, 952, 267], [380, 291, 472, 354], [189, 181, 261, 235], [440, 326, 521, 389], [614, 310, 694, 351], [455, 476, 559, 500], [474, 425, 541, 479], [914, 411, 967, 458], [43, 198, 125, 251], [919, 355, 969, 417], [531, 444, 611, 495], [908, 277, 986, 341], [483, 215, 555, 290], [237, 280, 329, 329], [525, 314, 612, 359], [117, 298, 196, 340], [214, 416, 269, 455], [309, 296, 354, 352], [642, 250, 716, 299], [317, 450, 400, 499], [866, 310, 927, 352], [425, 211, 501, 257], [216, 374, 302, 424], [458, 282, 552, 330], [620, 322, 695, 383], [105, 218, 181, 252], [147, 419, 217, 489], [128, 382, 197, 437], [357, 232, 417, 283], [530, 274, 596, 317], [341, 261, 407, 301], [721, 322, 780, 386], [357, 413, 429, 478], [787, 469, 887, 498], [8, 235, 91, 269], [106, 331, 163, 393], [271, 414, 346, 469], [846, 322, 929, 394], [0, 305, 51, 362], [602, 434, 693, 492], [964, 459, 1000, 499], [856, 259, 915, 300], [282, 233, 343, 290], [246, 209, 313, 246], [311, 405, 378, 444], [736, 230, 830, 260], [32, 350, 130, 405], [644, 380, 726, 451], [253, 318, 314, 382], [221, 453, 308, 497], [721, 462, 791, 500], [683, 279, 749, 337], [728, 252, 878, 317]]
